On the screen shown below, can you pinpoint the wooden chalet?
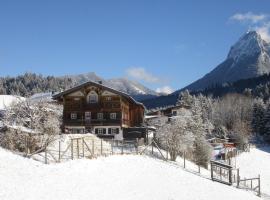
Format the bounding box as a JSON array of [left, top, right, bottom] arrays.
[[53, 81, 145, 140]]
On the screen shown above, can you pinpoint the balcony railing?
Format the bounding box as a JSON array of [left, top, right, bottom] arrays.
[[64, 118, 121, 126], [65, 102, 120, 111]]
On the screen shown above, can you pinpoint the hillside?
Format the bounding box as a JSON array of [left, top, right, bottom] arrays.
[[142, 73, 270, 109], [0, 147, 260, 200], [236, 146, 270, 197]]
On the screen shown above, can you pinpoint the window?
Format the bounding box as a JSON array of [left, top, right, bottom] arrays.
[[111, 128, 119, 135], [98, 128, 103, 134], [172, 111, 177, 116], [110, 113, 116, 119], [105, 96, 112, 101], [95, 128, 106, 135], [87, 91, 98, 104], [85, 112, 91, 120], [97, 113, 103, 120], [71, 113, 77, 120]]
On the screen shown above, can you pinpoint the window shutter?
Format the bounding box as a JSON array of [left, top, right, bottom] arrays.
[[103, 128, 106, 134], [95, 128, 98, 134], [108, 128, 111, 134]]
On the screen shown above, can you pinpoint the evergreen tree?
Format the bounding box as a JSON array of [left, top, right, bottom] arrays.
[[177, 90, 193, 108], [252, 98, 266, 136]]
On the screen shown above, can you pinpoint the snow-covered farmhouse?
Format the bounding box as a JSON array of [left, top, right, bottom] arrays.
[[53, 81, 145, 140]]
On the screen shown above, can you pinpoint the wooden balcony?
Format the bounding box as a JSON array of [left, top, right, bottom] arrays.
[[63, 118, 122, 127], [64, 102, 120, 111]]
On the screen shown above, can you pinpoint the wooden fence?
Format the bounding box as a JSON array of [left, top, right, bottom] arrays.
[[43, 137, 142, 164]]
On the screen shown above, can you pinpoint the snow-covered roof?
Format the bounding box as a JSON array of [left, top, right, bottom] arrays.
[[7, 125, 39, 134], [0, 95, 25, 110]]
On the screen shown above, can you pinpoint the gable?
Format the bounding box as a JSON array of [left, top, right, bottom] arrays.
[[67, 91, 84, 97]]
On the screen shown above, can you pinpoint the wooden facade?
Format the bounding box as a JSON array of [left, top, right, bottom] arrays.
[[53, 81, 145, 139]]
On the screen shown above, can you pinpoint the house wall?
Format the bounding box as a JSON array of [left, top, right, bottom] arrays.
[[60, 84, 144, 139]]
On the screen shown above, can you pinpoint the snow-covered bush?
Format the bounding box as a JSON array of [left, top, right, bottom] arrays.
[[0, 99, 62, 154]]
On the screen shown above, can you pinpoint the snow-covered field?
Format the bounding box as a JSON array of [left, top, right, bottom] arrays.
[[236, 146, 270, 196], [0, 95, 25, 110], [0, 147, 260, 200]]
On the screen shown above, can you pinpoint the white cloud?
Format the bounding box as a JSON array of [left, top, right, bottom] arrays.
[[255, 23, 270, 42], [126, 67, 160, 83], [230, 12, 267, 23], [229, 12, 270, 42], [156, 86, 174, 95]]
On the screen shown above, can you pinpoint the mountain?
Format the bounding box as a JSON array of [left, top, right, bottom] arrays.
[[184, 31, 270, 91], [142, 31, 270, 109], [62, 72, 159, 100], [0, 72, 160, 101]]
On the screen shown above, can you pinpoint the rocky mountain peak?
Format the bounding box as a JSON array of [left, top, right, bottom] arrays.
[[227, 31, 268, 60]]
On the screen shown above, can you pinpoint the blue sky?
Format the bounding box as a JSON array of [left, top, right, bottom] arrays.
[[0, 0, 270, 93]]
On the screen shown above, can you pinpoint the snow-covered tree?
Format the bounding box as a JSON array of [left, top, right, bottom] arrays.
[[177, 90, 194, 108], [0, 99, 62, 154], [252, 98, 266, 136], [156, 116, 195, 161], [263, 102, 270, 143]]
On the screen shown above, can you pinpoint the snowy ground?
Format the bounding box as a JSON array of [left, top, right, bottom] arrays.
[[236, 146, 270, 197], [0, 147, 260, 200]]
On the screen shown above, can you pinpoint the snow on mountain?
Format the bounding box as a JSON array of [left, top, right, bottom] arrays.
[[0, 147, 260, 200], [184, 31, 270, 91], [0, 95, 25, 110], [106, 78, 158, 95], [62, 72, 159, 98]]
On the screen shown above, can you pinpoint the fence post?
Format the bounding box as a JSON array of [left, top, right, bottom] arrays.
[[210, 162, 213, 180], [58, 140, 61, 162], [229, 168, 232, 185], [258, 175, 261, 197], [184, 152, 186, 168], [121, 140, 124, 155], [237, 168, 240, 188], [101, 139, 103, 155], [71, 139, 74, 160], [45, 145, 48, 164], [77, 138, 79, 158], [111, 140, 114, 155], [92, 140, 95, 157], [151, 142, 154, 155], [82, 138, 85, 158], [136, 138, 139, 154]]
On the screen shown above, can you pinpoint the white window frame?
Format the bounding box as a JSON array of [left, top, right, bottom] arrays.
[[71, 113, 77, 120], [98, 128, 103, 134], [105, 96, 112, 101], [97, 113, 103, 120], [110, 113, 116, 119]]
